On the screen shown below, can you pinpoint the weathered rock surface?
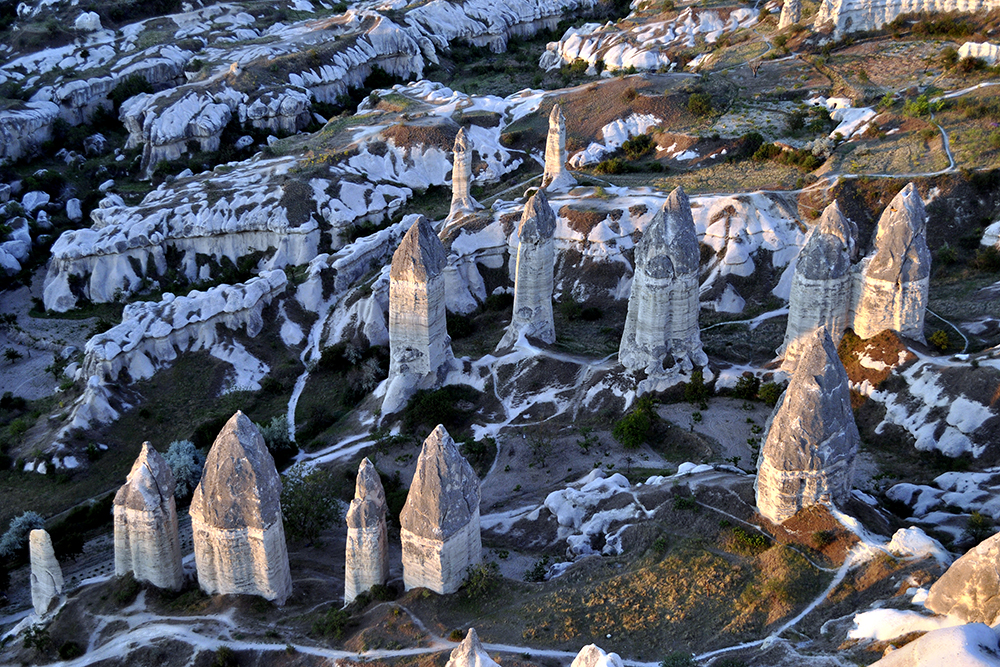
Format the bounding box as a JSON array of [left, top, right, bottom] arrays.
[[571, 644, 625, 667], [190, 411, 292, 604], [445, 629, 499, 667], [926, 531, 1000, 623], [448, 128, 481, 223], [29, 529, 64, 616], [867, 623, 1000, 667], [851, 183, 930, 343], [383, 216, 453, 415], [345, 457, 389, 604], [960, 41, 1000, 65], [779, 0, 801, 28], [498, 190, 556, 348], [542, 104, 575, 192], [756, 327, 859, 524], [619, 187, 706, 385], [113, 442, 183, 590], [0, 101, 59, 163], [400, 424, 481, 594], [813, 0, 1000, 34], [982, 220, 1000, 248], [779, 200, 856, 373]]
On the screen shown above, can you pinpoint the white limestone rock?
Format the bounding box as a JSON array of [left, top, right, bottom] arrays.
[[542, 104, 575, 192], [982, 220, 1000, 248], [959, 42, 1000, 66], [813, 0, 1000, 35], [0, 101, 59, 163], [498, 189, 556, 349], [190, 411, 292, 604], [851, 183, 930, 343], [926, 531, 1000, 624], [65, 198, 82, 222], [345, 457, 389, 604], [29, 529, 64, 616], [242, 88, 313, 135], [400, 424, 481, 594], [113, 442, 183, 590], [74, 11, 102, 31], [571, 644, 625, 667], [779, 0, 801, 28], [447, 127, 481, 223], [446, 629, 499, 667], [755, 327, 859, 524], [867, 624, 1000, 667]]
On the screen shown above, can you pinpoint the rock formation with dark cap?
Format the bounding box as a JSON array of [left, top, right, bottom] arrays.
[[345, 457, 389, 604]]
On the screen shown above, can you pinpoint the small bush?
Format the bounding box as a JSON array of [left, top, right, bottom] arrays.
[[213, 645, 238, 667], [580, 306, 602, 321], [688, 92, 713, 117], [683, 369, 710, 403], [464, 561, 501, 597], [758, 382, 782, 407], [732, 374, 761, 400], [621, 86, 639, 103], [937, 243, 958, 265], [524, 555, 550, 582], [972, 246, 1000, 272], [0, 511, 45, 558], [108, 74, 153, 112], [929, 329, 950, 352], [58, 641, 84, 659], [811, 530, 836, 548], [403, 385, 481, 434], [594, 157, 627, 174], [281, 463, 340, 543], [964, 511, 993, 546], [313, 607, 352, 639], [163, 440, 205, 499], [613, 396, 657, 449], [255, 415, 297, 467], [622, 133, 653, 160], [660, 652, 695, 667]]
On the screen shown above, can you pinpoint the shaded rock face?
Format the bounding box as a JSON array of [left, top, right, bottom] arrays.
[[400, 424, 482, 594], [384, 216, 453, 414], [29, 529, 64, 616], [498, 190, 556, 348], [779, 0, 801, 28], [114, 442, 183, 591], [619, 187, 707, 386], [571, 644, 625, 667], [779, 201, 856, 373], [851, 183, 930, 343], [542, 104, 576, 192], [445, 629, 499, 667], [345, 458, 390, 604], [0, 102, 59, 164], [756, 328, 859, 524], [448, 128, 481, 223], [190, 411, 292, 605], [926, 531, 1000, 624]]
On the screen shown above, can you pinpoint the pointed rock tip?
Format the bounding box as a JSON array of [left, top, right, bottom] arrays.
[[549, 103, 564, 123], [790, 327, 842, 383], [520, 189, 555, 240], [390, 216, 447, 281], [355, 457, 386, 505], [454, 126, 470, 152], [117, 440, 175, 508]]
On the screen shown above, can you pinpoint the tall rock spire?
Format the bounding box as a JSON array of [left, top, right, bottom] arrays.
[[447, 128, 481, 223], [542, 104, 575, 192], [344, 457, 389, 603], [29, 529, 63, 616], [778, 0, 801, 28]]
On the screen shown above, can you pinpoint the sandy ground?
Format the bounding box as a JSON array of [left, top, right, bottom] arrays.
[[657, 397, 772, 470]]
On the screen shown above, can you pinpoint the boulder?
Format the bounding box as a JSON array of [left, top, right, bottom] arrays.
[[445, 629, 499, 667], [959, 42, 1000, 66], [74, 11, 103, 31], [571, 644, 625, 667], [542, 104, 575, 192], [345, 457, 390, 603], [867, 623, 1000, 667], [926, 531, 1000, 624], [29, 529, 64, 616]]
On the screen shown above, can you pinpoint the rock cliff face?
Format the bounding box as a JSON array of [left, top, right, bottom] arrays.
[[400, 424, 481, 594], [851, 183, 930, 343], [779, 0, 802, 28], [925, 531, 1000, 624], [779, 200, 856, 373], [448, 128, 481, 223], [113, 442, 183, 591], [498, 190, 556, 348], [345, 457, 390, 604], [619, 187, 706, 387], [383, 216, 453, 415], [813, 0, 1000, 35], [756, 328, 859, 524], [29, 529, 64, 616], [0, 101, 59, 163], [542, 105, 575, 192], [960, 41, 1000, 65], [189, 411, 292, 604], [445, 629, 499, 667]]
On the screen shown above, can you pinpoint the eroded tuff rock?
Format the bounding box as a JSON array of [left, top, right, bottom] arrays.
[[400, 424, 481, 594], [851, 183, 930, 343], [813, 0, 1000, 35], [448, 128, 481, 223], [571, 644, 626, 667], [542, 104, 576, 192], [867, 623, 1000, 667], [756, 328, 859, 524], [619, 187, 706, 387], [926, 531, 1000, 624], [383, 216, 453, 415], [114, 442, 183, 590], [779, 0, 801, 28], [345, 458, 389, 604], [498, 190, 556, 348], [190, 411, 291, 604], [779, 200, 856, 373], [0, 101, 59, 163], [29, 529, 64, 616], [445, 629, 499, 667]]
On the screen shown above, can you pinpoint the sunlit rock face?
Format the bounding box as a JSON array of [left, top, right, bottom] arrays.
[[383, 216, 453, 415], [29, 529, 64, 616], [571, 644, 626, 667], [619, 187, 706, 385], [851, 183, 930, 343], [448, 128, 481, 223], [779, 200, 856, 374], [345, 457, 390, 604], [190, 411, 292, 605], [542, 104, 576, 192], [815, 0, 1000, 35], [400, 425, 481, 594], [756, 328, 859, 524], [779, 0, 801, 28], [113, 442, 183, 591], [445, 628, 499, 667], [498, 190, 556, 349], [926, 531, 1000, 624]]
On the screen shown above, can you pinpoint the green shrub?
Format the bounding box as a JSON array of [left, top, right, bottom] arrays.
[[811, 530, 836, 548], [594, 157, 627, 174], [255, 414, 296, 467], [281, 463, 340, 542], [972, 246, 1000, 272], [403, 385, 482, 434], [313, 607, 352, 639], [937, 243, 958, 265], [613, 395, 657, 449], [58, 641, 84, 659], [213, 645, 238, 667], [464, 561, 501, 597], [732, 374, 761, 400], [0, 511, 45, 558], [758, 382, 782, 407], [688, 92, 713, 117], [524, 555, 550, 582], [622, 133, 653, 160], [963, 510, 993, 546], [929, 329, 950, 351], [660, 652, 695, 667], [683, 369, 710, 403], [108, 74, 153, 112]]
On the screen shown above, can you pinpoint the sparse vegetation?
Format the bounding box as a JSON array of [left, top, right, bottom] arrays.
[[613, 395, 657, 449], [280, 462, 340, 543]]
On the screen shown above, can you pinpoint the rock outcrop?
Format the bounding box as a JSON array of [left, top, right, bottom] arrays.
[[779, 200, 855, 373], [867, 623, 1000, 667], [619, 187, 707, 387], [0, 101, 59, 163], [447, 128, 481, 224], [113, 442, 183, 590], [345, 458, 390, 604], [571, 644, 626, 667], [756, 327, 859, 524], [498, 190, 556, 349], [779, 0, 801, 28], [926, 531, 1000, 623], [851, 183, 930, 343], [383, 216, 453, 415], [983, 220, 1000, 248], [445, 629, 499, 667], [542, 104, 575, 192], [29, 529, 64, 616], [960, 41, 1000, 66], [190, 412, 292, 604], [813, 0, 1000, 35], [400, 424, 481, 594]]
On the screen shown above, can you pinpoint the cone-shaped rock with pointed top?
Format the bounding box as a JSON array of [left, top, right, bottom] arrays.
[[619, 187, 706, 381], [571, 644, 626, 667], [190, 411, 292, 604], [542, 104, 575, 192], [114, 442, 183, 590], [778, 0, 801, 28], [498, 190, 556, 349], [851, 183, 930, 342], [925, 531, 1000, 623], [779, 200, 856, 373], [400, 424, 482, 594], [384, 216, 453, 414], [447, 128, 481, 223], [756, 328, 859, 523], [30, 529, 63, 616], [445, 629, 500, 667], [345, 457, 389, 604]]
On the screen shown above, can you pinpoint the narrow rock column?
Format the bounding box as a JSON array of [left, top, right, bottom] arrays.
[[400, 424, 481, 594], [383, 216, 452, 415], [447, 128, 480, 223], [190, 411, 292, 604], [498, 190, 556, 349], [113, 442, 183, 590], [445, 628, 500, 667], [778, 0, 801, 29], [755, 328, 859, 524], [29, 529, 64, 616], [851, 183, 930, 343], [344, 457, 389, 604], [542, 104, 576, 192]]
